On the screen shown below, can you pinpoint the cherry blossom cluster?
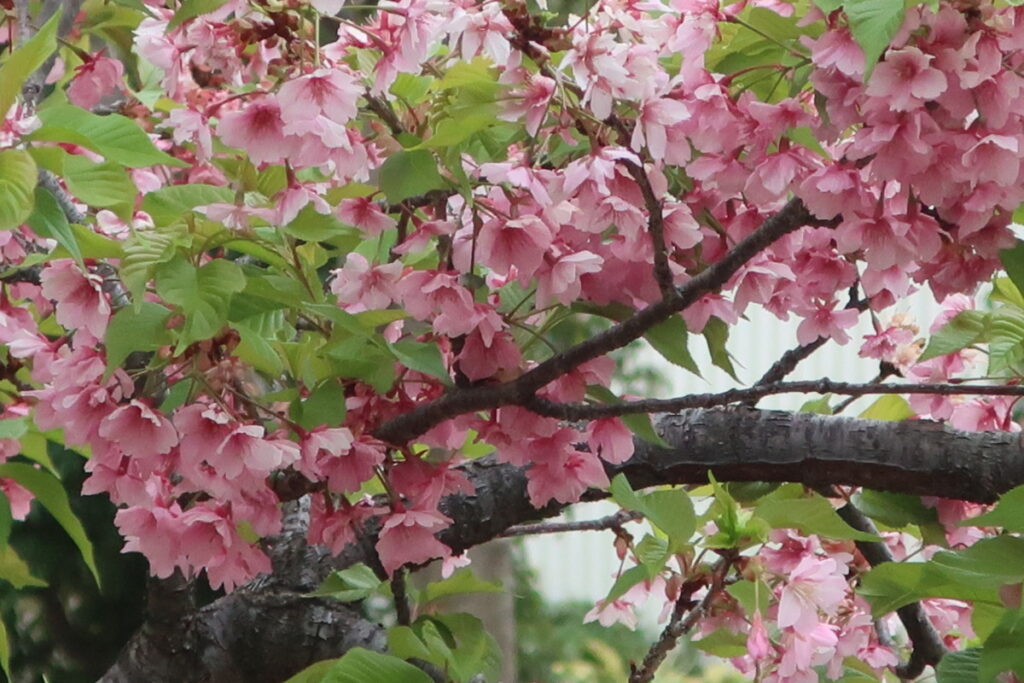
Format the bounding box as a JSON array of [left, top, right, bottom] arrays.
[[0, 0, 1022, 676]]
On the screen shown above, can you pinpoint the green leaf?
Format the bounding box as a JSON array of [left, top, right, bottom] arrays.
[[702, 316, 738, 380], [156, 258, 246, 350], [33, 106, 187, 168], [0, 419, 27, 441], [755, 486, 880, 541], [965, 484, 1024, 532], [0, 618, 9, 679], [991, 277, 1024, 310], [919, 310, 988, 361], [634, 533, 670, 574], [852, 489, 937, 528], [281, 658, 340, 683], [27, 187, 83, 265], [987, 309, 1024, 376], [167, 0, 231, 30], [310, 563, 384, 602], [282, 204, 351, 242], [693, 628, 748, 658], [0, 463, 99, 586], [141, 183, 234, 226], [233, 321, 285, 376], [610, 474, 695, 548], [292, 380, 347, 431], [644, 315, 701, 376], [428, 613, 502, 682], [603, 564, 652, 604], [104, 303, 173, 371], [378, 150, 447, 203], [0, 11, 60, 119], [981, 609, 1024, 681], [1000, 241, 1024, 300], [422, 569, 502, 604], [63, 155, 137, 208], [814, 0, 844, 12], [936, 648, 982, 683], [858, 395, 914, 421], [800, 395, 833, 414], [322, 648, 432, 683], [388, 340, 450, 384], [844, 0, 906, 79], [0, 544, 47, 589], [0, 149, 38, 231], [0, 491, 11, 552], [120, 229, 182, 304]]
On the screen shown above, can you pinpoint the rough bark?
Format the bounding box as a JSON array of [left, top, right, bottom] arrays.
[[100, 407, 1024, 681]]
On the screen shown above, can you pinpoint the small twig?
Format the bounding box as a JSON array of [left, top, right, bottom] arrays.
[[629, 559, 731, 683], [0, 264, 43, 285], [621, 159, 675, 299], [500, 509, 642, 537], [836, 503, 947, 678], [391, 568, 412, 627], [525, 378, 1024, 421], [747, 290, 869, 405], [364, 92, 404, 137], [38, 170, 86, 224]]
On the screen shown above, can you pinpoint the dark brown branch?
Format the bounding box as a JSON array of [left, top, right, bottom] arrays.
[[525, 379, 1024, 421], [391, 569, 412, 626], [499, 509, 642, 537], [836, 503, 947, 679], [629, 559, 730, 683], [621, 159, 674, 298], [374, 198, 820, 445], [104, 407, 1024, 680]]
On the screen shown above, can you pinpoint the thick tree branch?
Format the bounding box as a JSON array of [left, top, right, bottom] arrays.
[[836, 503, 947, 679], [103, 407, 1023, 681], [526, 379, 1024, 420], [374, 198, 820, 445]]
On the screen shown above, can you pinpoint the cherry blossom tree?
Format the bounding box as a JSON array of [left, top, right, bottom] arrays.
[[4, 0, 1024, 680]]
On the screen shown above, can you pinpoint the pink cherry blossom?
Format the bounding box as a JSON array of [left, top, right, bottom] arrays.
[[40, 261, 111, 342], [67, 54, 125, 110], [99, 400, 179, 460], [216, 96, 296, 166], [376, 504, 452, 575], [587, 418, 635, 465], [866, 47, 947, 111], [777, 556, 849, 632]]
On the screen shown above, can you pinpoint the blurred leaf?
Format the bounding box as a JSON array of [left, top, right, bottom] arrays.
[[0, 544, 47, 589], [378, 150, 447, 203], [852, 489, 937, 528], [936, 648, 982, 683], [0, 11, 60, 118], [966, 485, 1024, 532], [755, 486, 879, 541], [845, 0, 904, 79], [309, 563, 383, 602], [34, 106, 187, 168], [0, 149, 37, 231], [0, 463, 99, 586], [28, 186, 83, 266], [104, 302, 173, 372], [859, 395, 914, 422], [919, 310, 987, 362], [167, 0, 231, 30], [141, 183, 234, 226], [422, 569, 503, 604]]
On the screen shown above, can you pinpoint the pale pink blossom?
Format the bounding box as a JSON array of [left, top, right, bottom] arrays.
[[40, 261, 111, 341], [336, 198, 397, 237], [99, 400, 179, 460], [587, 418, 635, 465], [777, 556, 849, 632], [866, 47, 947, 111], [330, 253, 403, 313], [67, 55, 125, 110], [376, 505, 452, 575], [216, 97, 296, 165]]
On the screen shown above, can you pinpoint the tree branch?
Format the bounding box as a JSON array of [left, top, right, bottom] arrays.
[[104, 407, 1023, 680], [525, 379, 1024, 420], [374, 198, 821, 445], [499, 509, 642, 537]]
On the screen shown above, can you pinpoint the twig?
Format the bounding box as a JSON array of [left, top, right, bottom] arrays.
[[500, 509, 642, 537], [391, 568, 412, 626], [524, 378, 1024, 421], [621, 159, 674, 298], [364, 92, 404, 137], [746, 289, 869, 405], [836, 503, 947, 678], [374, 198, 822, 445], [629, 559, 731, 683]]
